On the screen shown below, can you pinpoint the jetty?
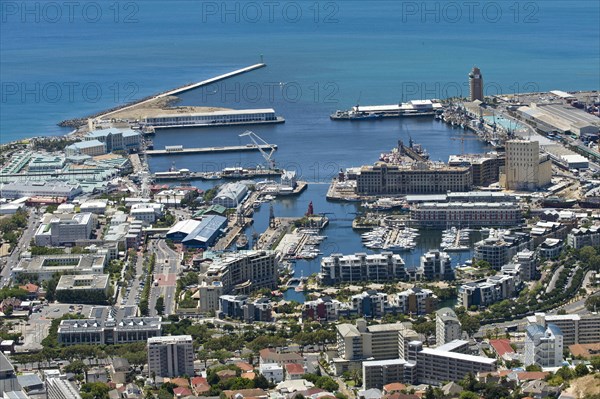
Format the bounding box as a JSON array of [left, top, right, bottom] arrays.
[[146, 144, 277, 156], [75, 63, 267, 125]]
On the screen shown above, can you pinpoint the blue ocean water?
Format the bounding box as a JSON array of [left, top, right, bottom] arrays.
[[1, 1, 598, 142]]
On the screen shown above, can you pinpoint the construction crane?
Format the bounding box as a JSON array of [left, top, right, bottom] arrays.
[[450, 135, 482, 155], [239, 130, 277, 169]]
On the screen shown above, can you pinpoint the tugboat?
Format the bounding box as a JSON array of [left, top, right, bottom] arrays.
[[236, 234, 249, 250]]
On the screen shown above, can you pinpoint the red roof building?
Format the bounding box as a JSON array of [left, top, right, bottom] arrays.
[[489, 339, 515, 357]]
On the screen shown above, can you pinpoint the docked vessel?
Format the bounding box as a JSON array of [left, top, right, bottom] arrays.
[[236, 234, 249, 250], [331, 100, 444, 120]]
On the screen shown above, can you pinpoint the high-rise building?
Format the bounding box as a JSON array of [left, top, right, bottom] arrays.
[[147, 335, 195, 378], [419, 251, 454, 281], [524, 324, 563, 367], [503, 140, 552, 191], [436, 308, 462, 346], [469, 67, 484, 102], [320, 252, 408, 285]]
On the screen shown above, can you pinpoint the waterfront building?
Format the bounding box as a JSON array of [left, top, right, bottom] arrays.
[[58, 306, 161, 345], [55, 274, 110, 304], [218, 295, 272, 322], [320, 252, 408, 285], [390, 287, 437, 316], [355, 163, 472, 195], [469, 67, 484, 102], [302, 297, 343, 322], [147, 335, 195, 378], [436, 308, 461, 346], [351, 290, 387, 318], [418, 250, 454, 281], [517, 102, 600, 137], [0, 181, 82, 200], [567, 226, 600, 249], [165, 216, 228, 249], [474, 230, 533, 270], [200, 251, 278, 311], [13, 254, 106, 281], [411, 202, 522, 229], [142, 108, 281, 128], [65, 139, 107, 157], [502, 140, 552, 191], [46, 378, 82, 399], [459, 274, 519, 309], [34, 212, 96, 246], [85, 128, 141, 153], [524, 324, 564, 368], [212, 182, 249, 208], [526, 313, 600, 345], [448, 154, 500, 186]]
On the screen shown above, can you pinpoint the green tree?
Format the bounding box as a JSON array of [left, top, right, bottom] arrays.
[[155, 296, 165, 315], [459, 392, 479, 399], [575, 363, 589, 377], [80, 382, 110, 399], [525, 364, 542, 372]]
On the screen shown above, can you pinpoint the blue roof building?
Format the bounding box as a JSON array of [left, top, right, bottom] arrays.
[[166, 215, 228, 249]]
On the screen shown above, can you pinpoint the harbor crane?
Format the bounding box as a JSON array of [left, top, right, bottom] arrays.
[[239, 130, 277, 169], [450, 134, 482, 155]]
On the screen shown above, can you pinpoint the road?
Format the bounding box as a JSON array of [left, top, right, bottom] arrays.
[[1, 210, 41, 288], [149, 239, 180, 316]]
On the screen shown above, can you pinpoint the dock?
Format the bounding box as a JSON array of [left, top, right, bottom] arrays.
[[94, 63, 266, 121], [146, 144, 277, 156]]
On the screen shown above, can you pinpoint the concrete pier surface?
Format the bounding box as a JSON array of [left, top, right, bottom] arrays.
[[93, 63, 267, 121], [146, 143, 277, 156]]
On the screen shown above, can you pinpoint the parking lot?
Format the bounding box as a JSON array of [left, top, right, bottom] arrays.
[[14, 303, 94, 352]]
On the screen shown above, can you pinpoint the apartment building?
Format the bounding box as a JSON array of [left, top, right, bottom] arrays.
[[351, 291, 387, 318], [204, 251, 277, 296], [459, 273, 519, 308], [362, 359, 417, 389], [436, 308, 462, 346], [567, 226, 600, 249], [474, 230, 533, 270], [320, 252, 408, 285], [448, 154, 500, 186], [218, 295, 273, 322], [524, 324, 563, 368], [302, 297, 343, 322], [390, 287, 437, 315], [147, 335, 195, 378], [418, 250, 454, 281]]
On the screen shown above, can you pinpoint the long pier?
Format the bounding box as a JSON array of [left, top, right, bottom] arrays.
[[146, 144, 277, 156], [95, 63, 267, 121]]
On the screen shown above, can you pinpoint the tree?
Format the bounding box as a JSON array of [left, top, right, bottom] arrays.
[[80, 382, 110, 399], [575, 363, 589, 377], [155, 296, 165, 315], [459, 392, 479, 399]]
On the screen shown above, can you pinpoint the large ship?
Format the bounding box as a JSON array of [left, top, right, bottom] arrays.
[[331, 99, 444, 120]]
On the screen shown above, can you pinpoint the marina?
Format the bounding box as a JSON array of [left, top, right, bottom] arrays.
[[361, 226, 419, 251]]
